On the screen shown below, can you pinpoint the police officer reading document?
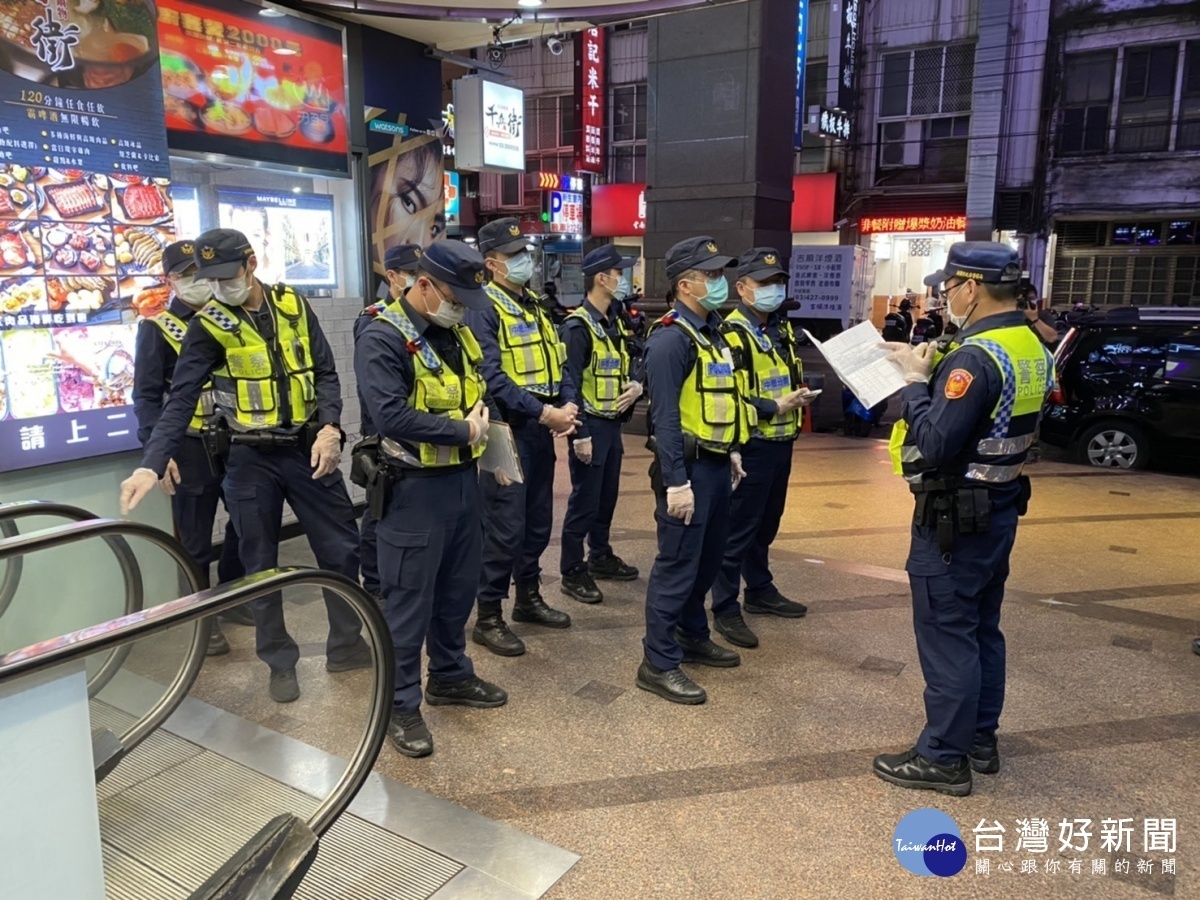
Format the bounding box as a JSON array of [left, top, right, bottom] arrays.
[[355, 240, 508, 759], [873, 242, 1052, 796], [121, 229, 370, 704]]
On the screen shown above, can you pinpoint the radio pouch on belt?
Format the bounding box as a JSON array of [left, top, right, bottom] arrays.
[[200, 423, 231, 479]]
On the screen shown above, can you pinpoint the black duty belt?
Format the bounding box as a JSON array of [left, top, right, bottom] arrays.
[[382, 458, 476, 478]]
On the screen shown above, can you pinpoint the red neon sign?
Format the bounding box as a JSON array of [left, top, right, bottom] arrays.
[[860, 215, 967, 234]]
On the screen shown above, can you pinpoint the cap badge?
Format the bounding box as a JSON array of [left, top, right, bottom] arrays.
[[764, 254, 777, 265], [181, 242, 194, 255], [706, 242, 718, 253], [200, 245, 216, 260], [414, 248, 422, 257], [508, 225, 520, 236], [474, 270, 485, 284]]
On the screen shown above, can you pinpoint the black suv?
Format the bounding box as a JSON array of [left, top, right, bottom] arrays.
[[1040, 307, 1200, 470]]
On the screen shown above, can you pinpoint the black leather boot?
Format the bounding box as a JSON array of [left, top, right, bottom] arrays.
[[512, 580, 571, 628], [472, 604, 526, 656], [560, 565, 603, 603], [968, 731, 1000, 774], [636, 658, 706, 705]]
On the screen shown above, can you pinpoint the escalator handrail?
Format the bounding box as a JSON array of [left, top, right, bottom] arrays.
[[0, 501, 152, 700], [0, 523, 394, 838], [0, 517, 209, 753]]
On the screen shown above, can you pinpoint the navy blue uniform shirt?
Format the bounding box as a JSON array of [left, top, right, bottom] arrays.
[[353, 300, 390, 438], [561, 297, 629, 442], [900, 310, 1029, 507], [464, 283, 578, 422], [139, 282, 342, 477], [644, 300, 731, 489], [355, 294, 502, 455], [132, 296, 197, 445]]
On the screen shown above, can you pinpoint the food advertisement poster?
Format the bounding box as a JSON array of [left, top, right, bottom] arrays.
[[0, 0, 174, 472], [157, 0, 349, 174], [216, 187, 335, 288]]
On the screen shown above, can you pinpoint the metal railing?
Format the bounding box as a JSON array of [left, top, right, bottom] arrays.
[[0, 501, 157, 700], [0, 524, 394, 838]]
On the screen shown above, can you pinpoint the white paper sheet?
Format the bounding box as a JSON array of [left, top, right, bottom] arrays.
[[802, 321, 908, 409]]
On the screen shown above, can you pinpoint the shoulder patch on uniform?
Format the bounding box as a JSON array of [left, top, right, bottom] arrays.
[[944, 368, 974, 400]]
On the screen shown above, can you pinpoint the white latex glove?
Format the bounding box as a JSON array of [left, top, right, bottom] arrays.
[[157, 458, 181, 496], [775, 388, 814, 416], [120, 468, 160, 514], [730, 451, 747, 491], [466, 401, 490, 446], [881, 341, 937, 384], [665, 482, 695, 525], [495, 469, 515, 487], [573, 437, 593, 465], [615, 380, 643, 414], [310, 425, 343, 479]]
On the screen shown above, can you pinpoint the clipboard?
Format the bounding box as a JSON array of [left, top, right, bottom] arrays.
[[479, 423, 525, 484]]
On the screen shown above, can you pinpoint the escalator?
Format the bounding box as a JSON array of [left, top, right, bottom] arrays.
[[0, 513, 469, 898]]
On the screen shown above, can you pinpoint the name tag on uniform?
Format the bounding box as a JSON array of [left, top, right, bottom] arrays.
[[706, 362, 733, 378], [597, 357, 622, 371], [761, 375, 790, 391], [508, 321, 539, 338]]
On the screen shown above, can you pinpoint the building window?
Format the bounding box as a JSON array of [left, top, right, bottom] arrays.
[[612, 84, 647, 143], [526, 94, 574, 152], [1116, 44, 1178, 153], [611, 144, 646, 183], [501, 174, 522, 207], [879, 43, 975, 120], [1178, 41, 1200, 151], [1058, 52, 1115, 155]]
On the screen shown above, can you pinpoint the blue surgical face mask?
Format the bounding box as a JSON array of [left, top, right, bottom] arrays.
[[695, 276, 729, 311], [613, 272, 632, 302], [504, 252, 534, 286], [751, 283, 786, 313]]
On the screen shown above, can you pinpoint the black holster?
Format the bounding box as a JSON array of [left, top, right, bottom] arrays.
[[200, 423, 231, 479], [350, 436, 393, 520], [1016, 474, 1032, 517]]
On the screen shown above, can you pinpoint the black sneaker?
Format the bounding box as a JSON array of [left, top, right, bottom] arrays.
[[218, 604, 256, 627], [326, 640, 373, 673], [512, 581, 571, 628], [713, 613, 759, 649], [743, 590, 808, 618], [1193, 637, 1200, 656], [675, 629, 741, 667], [205, 621, 230, 657], [560, 566, 603, 604], [872, 747, 972, 797], [636, 658, 706, 705], [269, 668, 300, 703], [425, 675, 508, 708], [589, 555, 639, 581], [472, 614, 527, 656], [968, 731, 1000, 774], [389, 711, 433, 758]]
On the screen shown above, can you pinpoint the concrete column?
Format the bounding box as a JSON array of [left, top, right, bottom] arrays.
[[644, 0, 799, 302]]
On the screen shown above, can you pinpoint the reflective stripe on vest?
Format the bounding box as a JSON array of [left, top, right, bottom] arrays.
[[657, 312, 748, 452], [151, 309, 215, 433], [377, 302, 486, 467], [723, 308, 803, 441], [197, 285, 316, 432], [888, 324, 1053, 484], [568, 307, 630, 418], [487, 283, 564, 397]]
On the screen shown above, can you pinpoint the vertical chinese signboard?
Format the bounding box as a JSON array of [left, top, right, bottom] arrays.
[[575, 28, 605, 174], [0, 0, 175, 473], [837, 0, 861, 113], [793, 0, 807, 151]]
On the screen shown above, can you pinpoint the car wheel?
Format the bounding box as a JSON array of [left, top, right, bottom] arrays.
[[1077, 421, 1150, 470]]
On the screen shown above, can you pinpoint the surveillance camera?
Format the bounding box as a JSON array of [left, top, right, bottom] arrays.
[[546, 36, 563, 56], [834, 217, 850, 229]]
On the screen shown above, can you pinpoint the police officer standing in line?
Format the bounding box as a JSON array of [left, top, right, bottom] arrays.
[[709, 249, 815, 649], [355, 240, 509, 758], [120, 229, 372, 704], [468, 217, 580, 656], [638, 237, 751, 705], [873, 242, 1053, 796], [557, 246, 644, 604], [354, 244, 423, 603], [131, 240, 247, 657]]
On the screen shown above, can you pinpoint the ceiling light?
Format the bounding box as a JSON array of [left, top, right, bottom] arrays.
[[292, 186, 302, 193], [258, 6, 286, 16], [518, 0, 543, 7]]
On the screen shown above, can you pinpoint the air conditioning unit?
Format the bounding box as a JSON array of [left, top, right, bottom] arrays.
[[879, 120, 923, 169]]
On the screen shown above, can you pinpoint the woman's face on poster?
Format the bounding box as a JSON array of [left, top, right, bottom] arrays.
[[373, 140, 445, 247]]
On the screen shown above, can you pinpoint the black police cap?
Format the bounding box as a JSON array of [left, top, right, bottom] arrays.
[[193, 228, 255, 280], [416, 240, 490, 310], [162, 239, 197, 276], [384, 243, 422, 272], [665, 236, 737, 280], [582, 245, 636, 277], [736, 247, 787, 282], [924, 241, 1021, 288], [477, 217, 530, 255]]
